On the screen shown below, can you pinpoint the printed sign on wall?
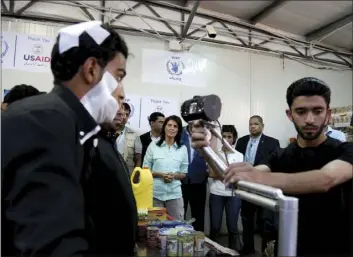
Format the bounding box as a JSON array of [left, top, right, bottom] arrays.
[[124, 94, 141, 130], [1, 32, 17, 69], [140, 96, 179, 131], [141, 49, 209, 88], [14, 34, 55, 72]]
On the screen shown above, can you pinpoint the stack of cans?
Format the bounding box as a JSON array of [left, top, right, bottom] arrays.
[[159, 228, 171, 251], [147, 226, 159, 247], [167, 235, 178, 257], [137, 225, 147, 242]]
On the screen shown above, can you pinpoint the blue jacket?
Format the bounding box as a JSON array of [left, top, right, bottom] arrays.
[[181, 127, 208, 184]]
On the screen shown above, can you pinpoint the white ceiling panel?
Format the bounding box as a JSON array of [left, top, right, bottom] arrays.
[[321, 23, 353, 50], [199, 1, 271, 20], [259, 1, 353, 35]]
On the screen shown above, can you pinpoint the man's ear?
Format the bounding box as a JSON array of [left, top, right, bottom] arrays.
[[325, 108, 332, 125], [82, 57, 101, 87], [286, 109, 293, 122]]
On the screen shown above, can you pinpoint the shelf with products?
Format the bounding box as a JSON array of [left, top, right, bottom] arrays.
[[329, 105, 353, 142]]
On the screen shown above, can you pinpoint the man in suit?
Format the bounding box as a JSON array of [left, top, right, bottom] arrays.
[[2, 21, 136, 256], [235, 115, 280, 255], [181, 121, 208, 232], [90, 85, 138, 255]]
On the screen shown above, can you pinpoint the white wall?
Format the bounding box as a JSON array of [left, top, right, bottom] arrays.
[[2, 18, 352, 147]]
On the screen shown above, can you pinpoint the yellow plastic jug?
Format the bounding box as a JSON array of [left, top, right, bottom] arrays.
[[131, 167, 153, 212]]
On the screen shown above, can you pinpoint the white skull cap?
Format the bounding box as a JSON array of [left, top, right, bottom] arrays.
[[58, 21, 110, 54]]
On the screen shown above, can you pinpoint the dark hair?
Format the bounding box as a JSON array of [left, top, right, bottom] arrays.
[[221, 125, 238, 144], [286, 77, 331, 108], [3, 84, 41, 104], [51, 25, 128, 83], [122, 102, 131, 114], [149, 112, 165, 124], [250, 115, 263, 125], [157, 115, 183, 148]]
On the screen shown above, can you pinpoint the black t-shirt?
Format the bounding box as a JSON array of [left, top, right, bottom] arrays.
[[267, 137, 352, 255]]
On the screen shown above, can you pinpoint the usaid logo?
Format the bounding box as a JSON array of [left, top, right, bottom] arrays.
[[32, 44, 43, 54]]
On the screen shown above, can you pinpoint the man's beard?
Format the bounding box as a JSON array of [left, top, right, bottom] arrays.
[[294, 122, 326, 140]]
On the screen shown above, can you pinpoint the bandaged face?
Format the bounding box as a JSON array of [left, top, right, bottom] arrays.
[[58, 21, 124, 124], [80, 70, 121, 124]]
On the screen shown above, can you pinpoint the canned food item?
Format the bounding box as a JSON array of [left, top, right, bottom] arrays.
[[148, 220, 162, 227], [193, 231, 205, 252], [137, 225, 147, 242], [147, 226, 159, 247], [177, 235, 184, 256], [177, 230, 192, 237], [180, 234, 194, 257], [162, 220, 176, 228], [148, 207, 167, 221], [175, 225, 194, 231], [159, 228, 171, 250], [167, 235, 178, 257]]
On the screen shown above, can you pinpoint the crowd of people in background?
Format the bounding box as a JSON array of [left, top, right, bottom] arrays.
[[2, 82, 349, 256], [1, 82, 279, 254]]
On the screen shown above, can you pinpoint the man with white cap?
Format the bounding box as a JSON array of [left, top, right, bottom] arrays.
[[2, 21, 136, 256]]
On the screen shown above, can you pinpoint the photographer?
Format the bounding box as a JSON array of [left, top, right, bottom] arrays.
[[190, 78, 352, 256]]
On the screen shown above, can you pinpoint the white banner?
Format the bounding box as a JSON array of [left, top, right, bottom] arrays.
[[142, 49, 209, 88], [140, 96, 180, 131], [14, 34, 55, 73], [1, 32, 17, 69], [125, 94, 141, 130]]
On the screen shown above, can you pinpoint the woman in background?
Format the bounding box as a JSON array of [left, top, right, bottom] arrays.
[[209, 125, 243, 251], [143, 115, 188, 220]]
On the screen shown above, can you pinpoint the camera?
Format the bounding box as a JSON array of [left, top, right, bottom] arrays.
[[180, 95, 222, 123], [206, 25, 217, 38]]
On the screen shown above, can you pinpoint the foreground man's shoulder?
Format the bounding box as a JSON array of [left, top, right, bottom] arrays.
[[3, 99, 77, 141], [5, 95, 75, 123]]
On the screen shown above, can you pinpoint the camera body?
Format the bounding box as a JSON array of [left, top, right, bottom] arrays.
[[180, 95, 222, 123], [206, 25, 217, 38]]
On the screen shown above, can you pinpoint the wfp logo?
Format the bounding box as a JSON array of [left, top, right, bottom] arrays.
[[1, 36, 9, 63], [166, 56, 184, 76]]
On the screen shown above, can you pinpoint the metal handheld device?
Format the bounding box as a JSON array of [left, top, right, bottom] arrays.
[[181, 95, 299, 256]]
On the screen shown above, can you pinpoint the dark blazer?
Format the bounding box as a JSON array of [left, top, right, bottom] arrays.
[[2, 85, 136, 256], [140, 131, 152, 165], [181, 128, 208, 184], [86, 130, 137, 256], [235, 134, 280, 166]]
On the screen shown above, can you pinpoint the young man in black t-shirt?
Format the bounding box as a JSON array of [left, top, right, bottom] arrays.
[[191, 77, 353, 256]]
